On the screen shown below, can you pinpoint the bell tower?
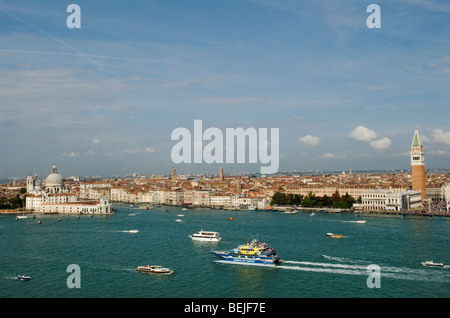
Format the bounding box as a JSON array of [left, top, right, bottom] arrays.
[[411, 126, 426, 203]]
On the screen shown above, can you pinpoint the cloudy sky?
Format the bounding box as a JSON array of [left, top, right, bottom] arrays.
[[1, 0, 450, 178]]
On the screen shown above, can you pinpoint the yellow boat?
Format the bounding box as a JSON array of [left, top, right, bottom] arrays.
[[327, 233, 343, 238]]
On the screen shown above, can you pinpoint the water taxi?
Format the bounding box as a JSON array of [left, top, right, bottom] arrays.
[[136, 265, 174, 275], [18, 275, 31, 281], [421, 260, 444, 267], [211, 239, 281, 267], [190, 230, 222, 242]]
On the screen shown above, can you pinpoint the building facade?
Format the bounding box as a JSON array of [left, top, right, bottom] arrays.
[[361, 189, 422, 211]]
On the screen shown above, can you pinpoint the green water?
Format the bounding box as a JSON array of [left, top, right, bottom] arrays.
[[1, 205, 449, 298]]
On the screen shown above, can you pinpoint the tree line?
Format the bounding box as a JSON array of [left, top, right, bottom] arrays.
[[0, 188, 26, 210], [270, 190, 355, 209]]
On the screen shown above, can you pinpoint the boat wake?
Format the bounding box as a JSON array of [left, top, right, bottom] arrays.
[[119, 230, 139, 234], [279, 259, 450, 283], [341, 220, 366, 224]]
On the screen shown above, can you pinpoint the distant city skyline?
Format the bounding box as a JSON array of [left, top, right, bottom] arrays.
[[1, 1, 450, 178]]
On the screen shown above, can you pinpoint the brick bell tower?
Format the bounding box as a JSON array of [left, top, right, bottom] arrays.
[[411, 126, 426, 203]]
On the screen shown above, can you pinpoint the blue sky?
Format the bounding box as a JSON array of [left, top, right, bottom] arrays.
[[1, 0, 450, 178]]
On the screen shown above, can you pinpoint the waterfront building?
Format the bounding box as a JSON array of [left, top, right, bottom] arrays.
[[411, 126, 426, 203], [79, 181, 111, 200], [40, 196, 112, 214], [444, 184, 450, 212], [361, 189, 421, 212], [210, 193, 233, 207], [26, 193, 78, 211]]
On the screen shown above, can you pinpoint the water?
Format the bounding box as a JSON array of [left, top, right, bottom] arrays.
[[1, 206, 449, 298]]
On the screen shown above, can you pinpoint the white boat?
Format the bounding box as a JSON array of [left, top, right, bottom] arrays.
[[355, 220, 366, 224], [326, 232, 343, 238], [189, 230, 222, 242], [421, 260, 444, 267], [18, 275, 31, 281], [136, 265, 174, 275], [16, 215, 28, 220]]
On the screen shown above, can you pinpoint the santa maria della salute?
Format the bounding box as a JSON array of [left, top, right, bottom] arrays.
[[25, 165, 112, 215]]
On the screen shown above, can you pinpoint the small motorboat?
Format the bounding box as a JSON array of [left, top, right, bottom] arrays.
[[18, 275, 31, 281], [227, 217, 236, 221], [327, 233, 343, 238], [136, 265, 174, 275], [421, 260, 444, 267]]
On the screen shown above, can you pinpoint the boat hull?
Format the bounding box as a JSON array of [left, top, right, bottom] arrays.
[[190, 236, 221, 242], [211, 251, 279, 267], [136, 266, 174, 275]]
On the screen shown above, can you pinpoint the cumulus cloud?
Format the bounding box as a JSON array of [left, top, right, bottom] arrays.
[[62, 151, 79, 157], [370, 137, 392, 150], [299, 135, 320, 148], [321, 153, 346, 159], [431, 129, 450, 145], [124, 147, 156, 154], [348, 126, 392, 151], [348, 126, 378, 142]]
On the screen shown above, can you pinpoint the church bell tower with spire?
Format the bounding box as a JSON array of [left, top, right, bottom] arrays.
[[411, 126, 426, 203]]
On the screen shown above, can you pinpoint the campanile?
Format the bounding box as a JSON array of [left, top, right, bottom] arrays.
[[411, 126, 426, 202]]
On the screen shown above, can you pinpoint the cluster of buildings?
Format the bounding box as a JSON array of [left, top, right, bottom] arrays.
[[22, 127, 450, 214], [25, 165, 112, 214]]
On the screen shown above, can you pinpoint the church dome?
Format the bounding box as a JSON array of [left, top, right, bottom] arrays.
[[45, 165, 64, 187]]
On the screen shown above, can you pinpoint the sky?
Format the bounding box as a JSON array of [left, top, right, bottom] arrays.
[[1, 0, 450, 178]]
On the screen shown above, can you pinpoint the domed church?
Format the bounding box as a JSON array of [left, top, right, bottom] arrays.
[[44, 165, 66, 194]]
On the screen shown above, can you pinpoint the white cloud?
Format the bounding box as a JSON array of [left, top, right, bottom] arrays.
[[62, 151, 79, 157], [431, 129, 450, 146], [124, 147, 156, 154], [299, 135, 320, 148], [429, 150, 450, 156], [92, 138, 101, 145], [348, 126, 378, 142], [321, 153, 346, 159], [370, 137, 392, 150]]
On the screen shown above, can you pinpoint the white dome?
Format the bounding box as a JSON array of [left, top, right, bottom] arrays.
[[45, 165, 64, 187]]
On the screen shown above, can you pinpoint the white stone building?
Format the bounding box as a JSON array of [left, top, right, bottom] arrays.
[[361, 189, 422, 211], [40, 196, 112, 215]]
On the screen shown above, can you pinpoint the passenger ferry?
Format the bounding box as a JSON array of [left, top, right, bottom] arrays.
[[136, 265, 174, 275], [189, 230, 222, 242], [211, 239, 281, 267]]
